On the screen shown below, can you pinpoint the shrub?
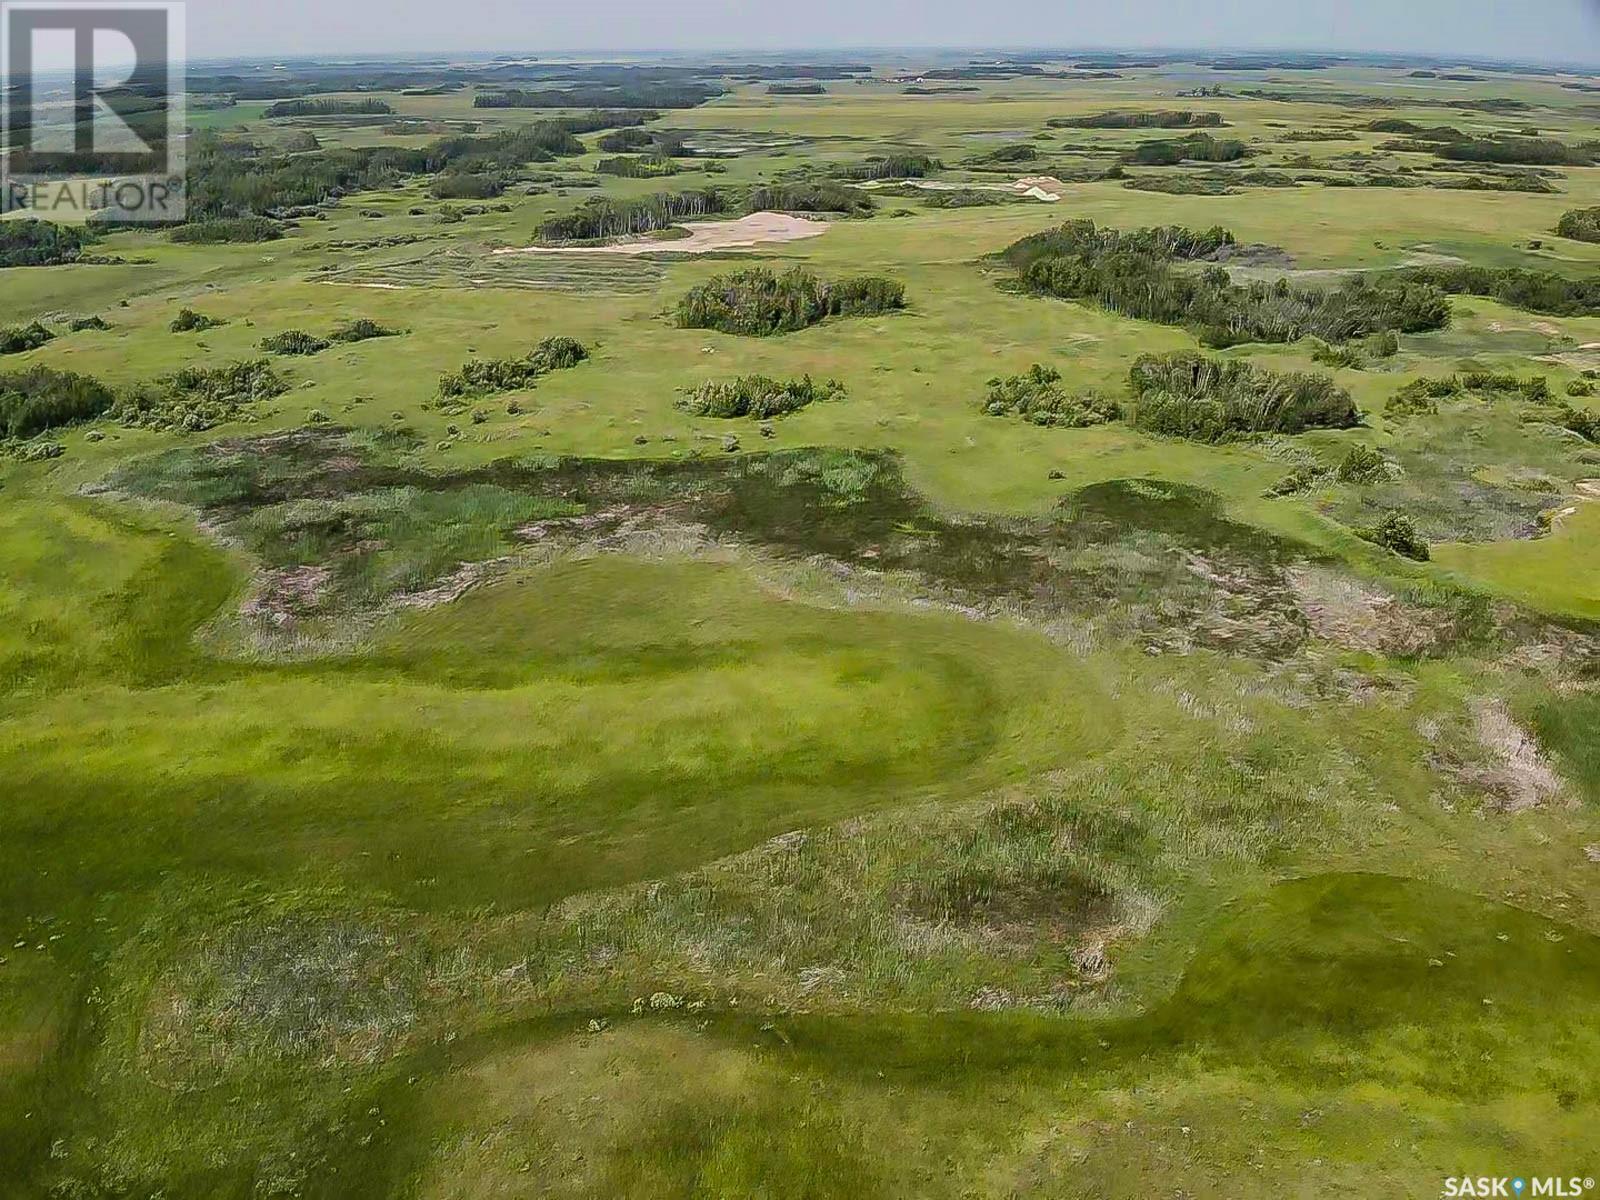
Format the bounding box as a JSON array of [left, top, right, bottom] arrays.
[[745, 181, 874, 216], [675, 267, 904, 336], [594, 155, 680, 178], [1335, 444, 1388, 483], [836, 154, 941, 181], [1398, 264, 1600, 317], [110, 360, 287, 432], [169, 308, 223, 333], [677, 374, 842, 419], [1003, 220, 1449, 346], [1556, 207, 1600, 243], [329, 318, 401, 343], [260, 330, 331, 356], [1126, 133, 1248, 165], [1310, 340, 1365, 369], [0, 322, 55, 355], [1566, 378, 1597, 398], [0, 219, 96, 266], [429, 172, 505, 200], [0, 366, 115, 438], [68, 315, 111, 332], [981, 365, 1121, 427], [169, 217, 285, 244], [437, 336, 588, 399], [1127, 351, 1357, 442], [1362, 510, 1430, 561]]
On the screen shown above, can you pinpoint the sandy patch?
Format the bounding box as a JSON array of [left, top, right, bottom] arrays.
[[1469, 698, 1566, 812], [1288, 565, 1440, 657], [494, 211, 830, 258]]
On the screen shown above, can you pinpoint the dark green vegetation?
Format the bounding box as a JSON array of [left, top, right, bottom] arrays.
[[262, 97, 394, 118], [436, 336, 589, 400], [1127, 351, 1357, 441], [1002, 220, 1449, 346], [167, 217, 285, 244], [0, 322, 55, 355], [1556, 205, 1600, 242], [746, 180, 876, 215], [168, 308, 224, 333], [0, 219, 97, 267], [108, 361, 288, 431], [1051, 110, 1225, 128], [260, 330, 332, 356], [536, 187, 728, 241], [677, 374, 844, 418], [1400, 263, 1600, 316], [675, 268, 905, 335], [982, 364, 1121, 427], [1126, 132, 1249, 164], [0, 367, 115, 439]]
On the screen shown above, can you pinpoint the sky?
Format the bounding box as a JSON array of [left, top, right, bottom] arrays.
[[177, 0, 1600, 65]]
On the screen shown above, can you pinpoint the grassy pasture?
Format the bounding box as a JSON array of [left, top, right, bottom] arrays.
[[3, 57, 1600, 1197]]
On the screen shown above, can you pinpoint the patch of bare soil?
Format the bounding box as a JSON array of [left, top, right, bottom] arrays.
[[496, 211, 830, 257], [1430, 698, 1568, 813], [241, 565, 333, 627], [1287, 565, 1441, 656]]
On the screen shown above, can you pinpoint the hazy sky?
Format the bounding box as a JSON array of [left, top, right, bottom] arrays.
[[184, 0, 1600, 65]]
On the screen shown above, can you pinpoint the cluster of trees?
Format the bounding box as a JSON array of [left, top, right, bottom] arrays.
[[1556, 207, 1600, 243], [475, 85, 718, 109], [170, 308, 224, 333], [1127, 351, 1358, 442], [0, 220, 97, 268], [1003, 219, 1449, 347], [111, 361, 287, 431], [169, 217, 285, 244], [429, 172, 506, 199], [1051, 110, 1224, 128], [436, 336, 588, 400], [182, 112, 649, 221], [536, 188, 729, 241], [746, 181, 876, 216], [677, 374, 843, 418], [595, 127, 689, 156], [1398, 264, 1600, 317], [674, 268, 905, 336], [0, 323, 55, 355], [836, 154, 942, 181], [595, 155, 681, 178], [767, 83, 826, 95], [967, 144, 1039, 166], [0, 367, 115, 440], [980, 365, 1121, 427], [262, 98, 393, 118], [1435, 137, 1598, 166], [1126, 132, 1249, 165]]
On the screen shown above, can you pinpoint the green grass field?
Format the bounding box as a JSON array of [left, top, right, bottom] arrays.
[[3, 52, 1600, 1198]]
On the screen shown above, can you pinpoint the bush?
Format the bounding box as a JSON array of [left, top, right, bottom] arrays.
[[836, 154, 942, 181], [1556, 207, 1600, 243], [169, 217, 284, 244], [260, 329, 331, 356], [68, 315, 112, 332], [1004, 220, 1449, 346], [0, 219, 96, 266], [0, 366, 115, 438], [1362, 511, 1430, 561], [594, 155, 680, 178], [109, 360, 287, 432], [675, 267, 904, 336], [429, 172, 505, 200], [1566, 378, 1597, 398], [1335, 444, 1388, 483], [981, 365, 1120, 427], [330, 318, 401, 343], [1398, 264, 1600, 317], [437, 336, 588, 399], [745, 181, 874, 216], [1127, 351, 1357, 442], [677, 374, 842, 419], [169, 308, 223, 333], [1126, 133, 1248, 165], [0, 322, 55, 355], [1310, 340, 1365, 369]]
